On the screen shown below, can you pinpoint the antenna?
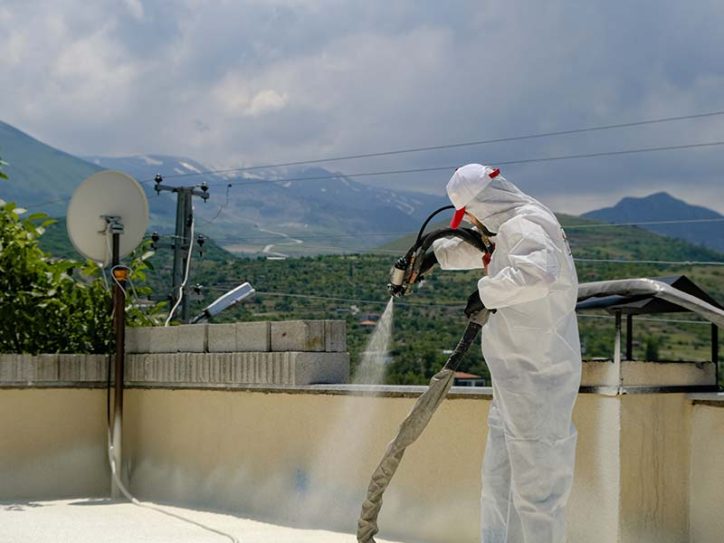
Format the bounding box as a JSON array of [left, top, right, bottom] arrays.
[[67, 170, 149, 500], [67, 170, 149, 266]]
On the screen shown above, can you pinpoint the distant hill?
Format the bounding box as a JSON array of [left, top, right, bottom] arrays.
[[0, 121, 101, 216], [82, 155, 449, 255], [583, 192, 724, 253], [0, 119, 449, 256], [378, 213, 724, 267]]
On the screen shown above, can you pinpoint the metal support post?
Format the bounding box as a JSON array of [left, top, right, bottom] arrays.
[[110, 232, 126, 498], [614, 311, 622, 393], [713, 324, 720, 389], [626, 314, 633, 361]]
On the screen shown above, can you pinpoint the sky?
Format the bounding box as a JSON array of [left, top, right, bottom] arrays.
[[1, 0, 723, 214]]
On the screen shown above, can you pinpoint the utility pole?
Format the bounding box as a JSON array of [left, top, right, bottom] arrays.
[[153, 174, 209, 322]]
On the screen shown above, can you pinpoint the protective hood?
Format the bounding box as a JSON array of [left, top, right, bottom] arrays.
[[446, 163, 540, 232]]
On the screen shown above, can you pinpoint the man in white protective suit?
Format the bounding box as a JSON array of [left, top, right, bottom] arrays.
[[430, 164, 582, 543]]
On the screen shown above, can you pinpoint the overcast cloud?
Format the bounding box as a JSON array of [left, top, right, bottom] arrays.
[[1, 0, 723, 213]]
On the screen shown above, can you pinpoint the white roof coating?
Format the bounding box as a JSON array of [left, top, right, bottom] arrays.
[[0, 499, 405, 543]]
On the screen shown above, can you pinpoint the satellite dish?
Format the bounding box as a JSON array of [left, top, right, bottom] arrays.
[[67, 170, 149, 266]]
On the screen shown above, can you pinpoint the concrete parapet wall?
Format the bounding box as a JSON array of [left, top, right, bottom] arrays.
[[581, 360, 716, 388], [126, 352, 349, 386], [1, 384, 723, 541], [0, 354, 108, 385], [0, 389, 109, 500], [689, 399, 724, 543], [0, 320, 350, 387]]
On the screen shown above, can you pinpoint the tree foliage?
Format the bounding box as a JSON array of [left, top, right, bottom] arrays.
[[0, 197, 162, 354]]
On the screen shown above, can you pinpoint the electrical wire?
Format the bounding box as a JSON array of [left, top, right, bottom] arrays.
[[197, 237, 724, 264], [22, 139, 724, 211], [103, 250, 236, 542], [110, 266, 130, 298], [106, 430, 238, 543], [191, 140, 724, 189], [565, 218, 724, 229], [203, 287, 719, 327], [164, 213, 195, 326], [147, 109, 724, 181], [201, 214, 724, 244], [198, 183, 232, 225], [573, 258, 724, 266]]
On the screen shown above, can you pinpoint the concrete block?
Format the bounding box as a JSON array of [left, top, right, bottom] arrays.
[[127, 353, 169, 382], [136, 354, 156, 382], [57, 354, 107, 383], [208, 324, 237, 353], [291, 352, 350, 385], [218, 353, 233, 383], [83, 355, 108, 381], [32, 354, 59, 381], [176, 324, 207, 353], [58, 354, 82, 381], [125, 354, 140, 382], [124, 351, 348, 386], [236, 321, 270, 352], [325, 320, 347, 352], [126, 327, 152, 353], [149, 327, 179, 353], [271, 320, 325, 352], [0, 354, 21, 381]]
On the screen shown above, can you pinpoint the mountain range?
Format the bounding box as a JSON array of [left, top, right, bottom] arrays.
[[0, 121, 447, 255], [1, 120, 721, 256], [583, 192, 724, 253]]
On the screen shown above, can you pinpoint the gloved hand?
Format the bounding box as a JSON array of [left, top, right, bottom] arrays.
[[464, 289, 485, 318], [415, 251, 438, 281]]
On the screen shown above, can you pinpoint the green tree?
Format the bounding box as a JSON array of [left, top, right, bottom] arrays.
[[0, 182, 163, 354], [0, 200, 111, 352]]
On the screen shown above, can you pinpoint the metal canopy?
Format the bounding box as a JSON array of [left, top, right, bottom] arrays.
[[576, 275, 723, 315]]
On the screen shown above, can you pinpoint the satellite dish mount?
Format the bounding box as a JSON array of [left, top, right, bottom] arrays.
[[67, 171, 149, 499]]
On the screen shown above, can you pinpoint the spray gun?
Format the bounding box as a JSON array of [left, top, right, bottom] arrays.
[[388, 205, 493, 297]]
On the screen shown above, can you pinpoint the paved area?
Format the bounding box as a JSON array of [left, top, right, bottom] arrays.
[[0, 499, 404, 543]]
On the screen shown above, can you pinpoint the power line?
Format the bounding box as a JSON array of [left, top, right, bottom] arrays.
[[150, 109, 724, 181], [563, 218, 724, 228], [195, 234, 724, 265], [202, 216, 724, 244], [573, 258, 724, 266], [22, 139, 724, 211], [191, 140, 724, 188], [202, 287, 719, 326]]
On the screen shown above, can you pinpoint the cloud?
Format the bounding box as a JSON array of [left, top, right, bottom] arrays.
[[123, 0, 144, 21], [212, 74, 288, 117], [0, 0, 723, 213]]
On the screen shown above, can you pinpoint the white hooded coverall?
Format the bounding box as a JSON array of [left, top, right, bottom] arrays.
[[432, 164, 581, 543]]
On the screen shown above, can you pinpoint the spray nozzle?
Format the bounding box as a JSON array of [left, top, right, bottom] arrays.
[[387, 256, 411, 297]]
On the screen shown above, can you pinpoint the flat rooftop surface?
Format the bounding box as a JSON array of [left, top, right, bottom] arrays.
[[0, 499, 404, 543]]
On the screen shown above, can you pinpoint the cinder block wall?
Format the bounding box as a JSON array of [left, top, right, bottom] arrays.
[[125, 320, 350, 386]]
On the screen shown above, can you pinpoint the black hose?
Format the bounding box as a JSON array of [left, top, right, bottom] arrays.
[[442, 320, 483, 372], [418, 226, 488, 254], [415, 205, 455, 246]]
